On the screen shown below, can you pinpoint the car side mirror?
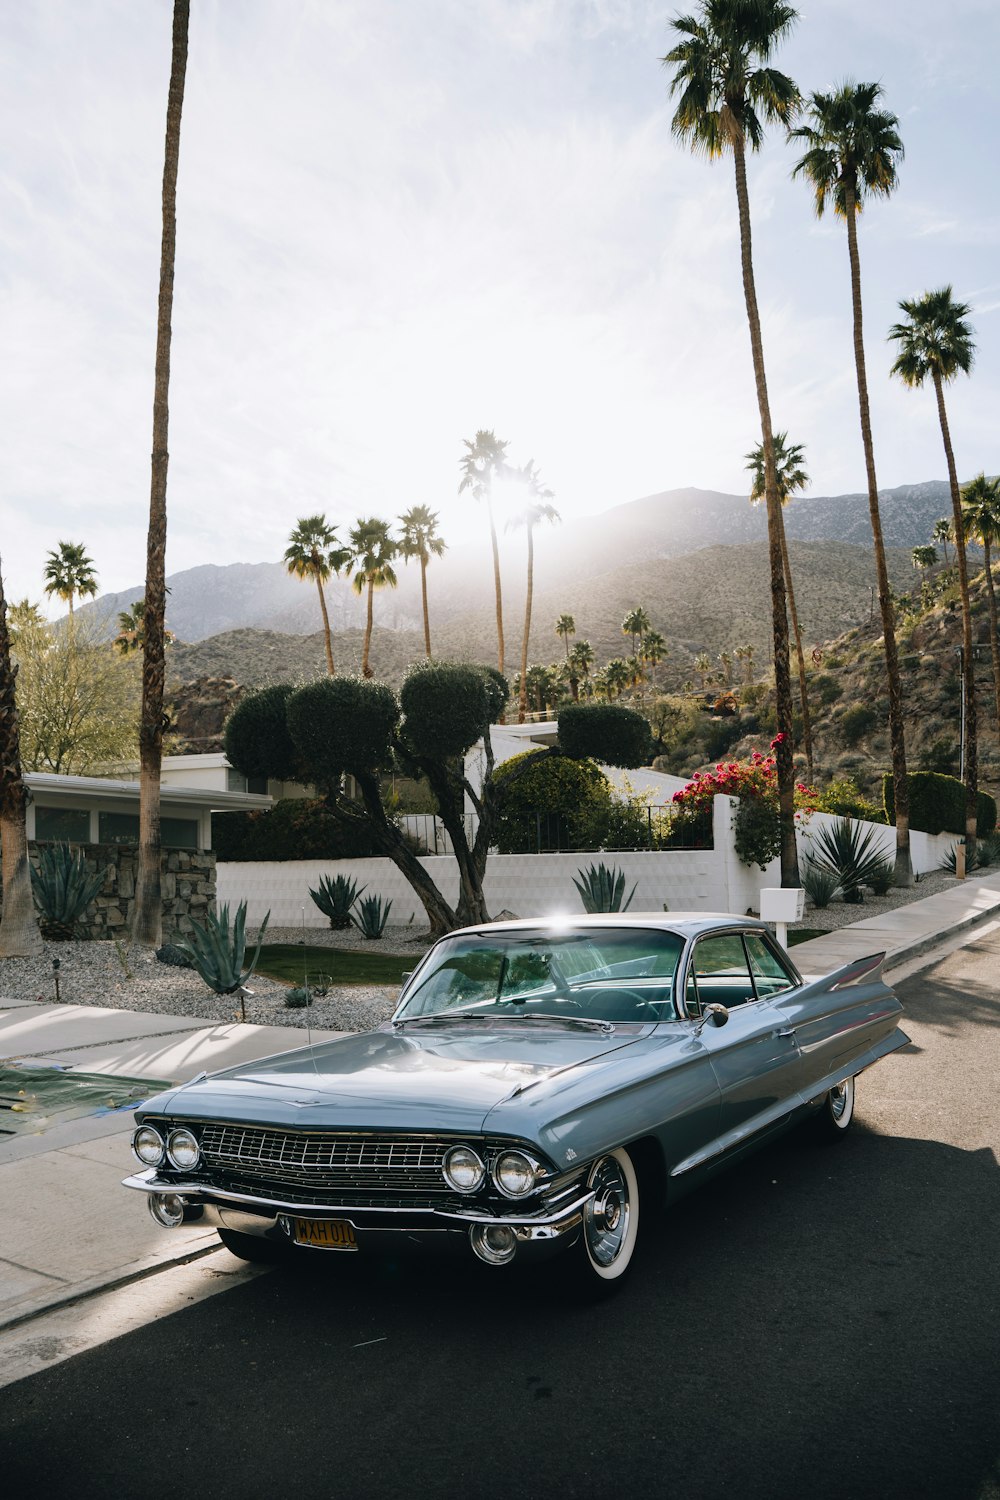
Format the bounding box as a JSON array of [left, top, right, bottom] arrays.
[[698, 1003, 729, 1030]]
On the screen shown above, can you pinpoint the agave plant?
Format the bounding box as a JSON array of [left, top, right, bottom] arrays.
[[351, 894, 392, 939], [309, 873, 366, 929], [572, 861, 636, 914], [800, 860, 839, 910], [175, 902, 270, 1013], [30, 843, 108, 940], [808, 819, 892, 904]]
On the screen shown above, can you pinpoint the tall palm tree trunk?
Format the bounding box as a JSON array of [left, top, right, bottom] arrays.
[[362, 579, 375, 677], [486, 496, 504, 673], [732, 134, 798, 886], [518, 525, 535, 724], [844, 192, 912, 885], [980, 540, 1000, 758], [933, 370, 978, 847], [420, 554, 432, 658], [779, 524, 814, 779], [0, 561, 43, 958], [133, 0, 189, 946], [316, 576, 335, 675]]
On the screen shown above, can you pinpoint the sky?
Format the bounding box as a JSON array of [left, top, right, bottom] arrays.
[[1, 0, 998, 611]]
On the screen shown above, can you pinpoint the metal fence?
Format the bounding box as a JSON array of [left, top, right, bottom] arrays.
[[500, 805, 714, 856]]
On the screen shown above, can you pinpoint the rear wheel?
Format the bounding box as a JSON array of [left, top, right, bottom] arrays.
[[810, 1076, 856, 1141], [568, 1147, 640, 1296]]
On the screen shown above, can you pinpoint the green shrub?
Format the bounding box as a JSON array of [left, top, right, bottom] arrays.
[[557, 704, 652, 768], [733, 796, 780, 871], [492, 751, 612, 853], [814, 777, 887, 823], [224, 684, 298, 781], [801, 860, 839, 908], [811, 674, 843, 706], [213, 798, 382, 862], [288, 677, 398, 780], [840, 704, 878, 747], [401, 663, 500, 759], [883, 771, 997, 838], [284, 986, 312, 1008]]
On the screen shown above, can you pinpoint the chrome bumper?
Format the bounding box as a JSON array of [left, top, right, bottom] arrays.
[[122, 1170, 591, 1250]]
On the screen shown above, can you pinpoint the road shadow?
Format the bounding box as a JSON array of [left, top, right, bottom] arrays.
[[2, 1124, 997, 1500], [895, 931, 1000, 1034]]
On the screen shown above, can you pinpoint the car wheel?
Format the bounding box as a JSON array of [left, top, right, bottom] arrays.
[[217, 1227, 292, 1264], [570, 1147, 640, 1295], [811, 1075, 856, 1141]]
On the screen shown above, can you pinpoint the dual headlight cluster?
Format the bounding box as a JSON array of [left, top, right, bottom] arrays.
[[443, 1145, 541, 1199], [132, 1124, 201, 1172]]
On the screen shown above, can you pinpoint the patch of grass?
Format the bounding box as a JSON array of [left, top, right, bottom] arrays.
[[256, 944, 413, 987], [787, 928, 827, 946]]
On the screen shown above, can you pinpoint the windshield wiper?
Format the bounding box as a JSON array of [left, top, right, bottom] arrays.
[[390, 1011, 497, 1029], [391, 1010, 615, 1033]]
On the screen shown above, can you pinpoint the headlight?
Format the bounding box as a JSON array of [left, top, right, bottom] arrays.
[[133, 1125, 165, 1166], [442, 1145, 486, 1193], [166, 1127, 201, 1171], [492, 1150, 539, 1198]]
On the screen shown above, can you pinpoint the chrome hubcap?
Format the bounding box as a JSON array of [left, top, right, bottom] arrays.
[[586, 1157, 629, 1266], [831, 1080, 851, 1121]]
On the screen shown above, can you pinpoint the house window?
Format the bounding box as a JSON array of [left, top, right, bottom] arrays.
[[35, 806, 90, 843], [98, 812, 140, 846], [162, 817, 199, 850], [226, 768, 248, 793]]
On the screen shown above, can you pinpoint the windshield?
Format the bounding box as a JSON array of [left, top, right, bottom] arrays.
[[396, 928, 685, 1024]]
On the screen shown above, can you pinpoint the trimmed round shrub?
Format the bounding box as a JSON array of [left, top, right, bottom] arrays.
[[287, 677, 398, 780], [557, 704, 652, 768], [224, 684, 297, 781], [492, 750, 612, 853], [401, 663, 495, 759]]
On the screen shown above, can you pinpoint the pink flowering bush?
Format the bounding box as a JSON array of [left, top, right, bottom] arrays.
[[670, 742, 819, 870]]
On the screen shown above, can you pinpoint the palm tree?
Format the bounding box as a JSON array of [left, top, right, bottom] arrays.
[[398, 506, 446, 660], [133, 0, 189, 947], [459, 429, 509, 672], [113, 599, 176, 656], [507, 462, 560, 722], [621, 606, 652, 656], [694, 652, 714, 694], [568, 639, 594, 702], [734, 642, 756, 685], [962, 474, 1000, 756], [42, 541, 98, 617], [911, 546, 938, 573], [605, 658, 632, 700], [284, 515, 351, 675], [0, 557, 43, 957], [663, 0, 800, 886], [555, 613, 576, 659], [643, 630, 668, 691], [889, 287, 978, 849], [933, 517, 953, 569], [791, 80, 911, 885], [746, 431, 815, 777], [346, 517, 399, 678]]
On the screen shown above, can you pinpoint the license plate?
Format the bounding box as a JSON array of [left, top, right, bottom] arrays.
[[292, 1217, 358, 1251]]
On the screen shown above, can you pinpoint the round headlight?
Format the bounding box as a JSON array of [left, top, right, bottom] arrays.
[[166, 1127, 201, 1171], [133, 1125, 165, 1167], [492, 1150, 539, 1198], [443, 1145, 486, 1193]]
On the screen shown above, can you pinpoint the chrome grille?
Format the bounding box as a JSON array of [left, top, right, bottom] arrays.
[[199, 1124, 461, 1195]]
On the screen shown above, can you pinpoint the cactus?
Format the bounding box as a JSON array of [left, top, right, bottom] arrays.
[[175, 902, 270, 994], [572, 861, 636, 914], [308, 873, 365, 929], [284, 986, 312, 1009], [351, 893, 392, 939], [30, 844, 108, 940]]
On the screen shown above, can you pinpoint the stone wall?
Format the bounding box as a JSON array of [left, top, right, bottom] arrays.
[[18, 843, 217, 941]]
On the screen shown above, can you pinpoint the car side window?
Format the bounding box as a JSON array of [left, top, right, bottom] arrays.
[[687, 934, 757, 1013], [744, 933, 796, 998]]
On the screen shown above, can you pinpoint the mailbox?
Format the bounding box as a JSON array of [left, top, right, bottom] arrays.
[[759, 888, 805, 923]]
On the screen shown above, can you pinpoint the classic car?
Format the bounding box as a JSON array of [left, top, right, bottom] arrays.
[[123, 914, 908, 1291]]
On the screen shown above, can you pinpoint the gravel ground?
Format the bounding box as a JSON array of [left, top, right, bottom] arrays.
[[0, 873, 970, 1036]]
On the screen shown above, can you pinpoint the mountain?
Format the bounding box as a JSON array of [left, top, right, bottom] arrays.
[[79, 478, 960, 645]]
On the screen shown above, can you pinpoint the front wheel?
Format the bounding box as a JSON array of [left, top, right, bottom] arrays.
[[810, 1076, 856, 1142], [568, 1147, 640, 1296]]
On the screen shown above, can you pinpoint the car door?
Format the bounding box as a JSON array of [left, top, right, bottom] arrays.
[[683, 931, 803, 1152]]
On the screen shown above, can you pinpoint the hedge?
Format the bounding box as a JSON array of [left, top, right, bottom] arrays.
[[557, 704, 652, 768], [882, 771, 997, 838], [491, 750, 611, 853], [213, 798, 382, 862]]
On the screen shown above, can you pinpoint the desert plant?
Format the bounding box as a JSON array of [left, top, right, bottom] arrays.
[[800, 861, 840, 909], [283, 986, 312, 1009], [175, 902, 270, 998], [30, 843, 107, 940], [351, 894, 392, 939], [572, 861, 636, 914], [809, 819, 892, 904], [940, 842, 980, 875], [866, 859, 895, 896], [309, 873, 366, 929]]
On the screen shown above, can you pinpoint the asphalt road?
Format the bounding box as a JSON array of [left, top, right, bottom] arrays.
[[3, 932, 999, 1500]]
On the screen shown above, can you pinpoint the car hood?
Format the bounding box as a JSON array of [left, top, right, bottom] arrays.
[[139, 1021, 647, 1136]]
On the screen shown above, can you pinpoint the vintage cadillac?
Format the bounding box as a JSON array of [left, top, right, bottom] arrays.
[[124, 915, 908, 1291]]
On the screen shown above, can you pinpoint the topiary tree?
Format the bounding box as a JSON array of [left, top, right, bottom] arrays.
[[225, 667, 655, 935], [557, 704, 652, 768], [491, 750, 612, 852]]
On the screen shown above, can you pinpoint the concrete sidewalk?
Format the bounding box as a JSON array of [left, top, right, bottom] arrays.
[[2, 867, 999, 1332]]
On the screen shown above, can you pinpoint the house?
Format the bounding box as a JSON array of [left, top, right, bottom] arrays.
[[26, 770, 271, 852]]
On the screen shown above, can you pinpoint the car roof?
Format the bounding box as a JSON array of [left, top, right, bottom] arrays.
[[449, 912, 771, 940]]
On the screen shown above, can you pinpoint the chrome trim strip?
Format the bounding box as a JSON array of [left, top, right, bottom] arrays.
[[122, 1170, 594, 1228]]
